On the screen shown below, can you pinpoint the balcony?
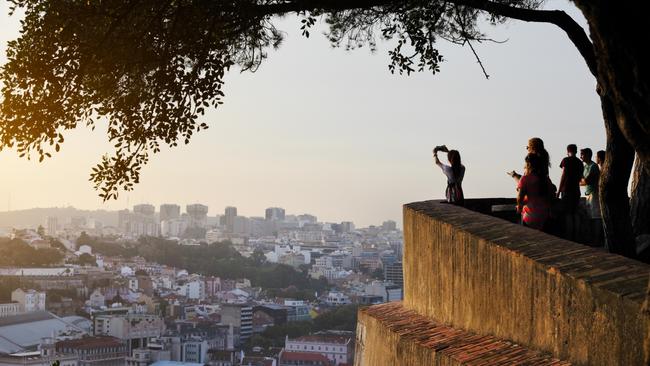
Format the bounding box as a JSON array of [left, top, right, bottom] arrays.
[[355, 199, 650, 365]]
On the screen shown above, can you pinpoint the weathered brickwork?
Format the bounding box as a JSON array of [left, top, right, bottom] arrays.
[[356, 200, 650, 366], [355, 301, 570, 366]]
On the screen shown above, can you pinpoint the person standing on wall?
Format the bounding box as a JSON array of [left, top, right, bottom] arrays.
[[433, 146, 465, 206]]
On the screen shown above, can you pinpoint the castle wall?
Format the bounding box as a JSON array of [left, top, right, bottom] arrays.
[[398, 200, 650, 365]]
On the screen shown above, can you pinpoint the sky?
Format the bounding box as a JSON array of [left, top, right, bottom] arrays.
[[0, 1, 604, 227]]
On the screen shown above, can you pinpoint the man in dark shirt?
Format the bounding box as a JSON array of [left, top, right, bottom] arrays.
[[557, 144, 583, 213]]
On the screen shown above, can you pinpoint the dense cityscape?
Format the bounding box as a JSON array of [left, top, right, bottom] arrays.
[[0, 203, 404, 366]]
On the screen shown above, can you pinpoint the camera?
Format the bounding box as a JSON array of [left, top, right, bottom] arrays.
[[433, 145, 449, 154]]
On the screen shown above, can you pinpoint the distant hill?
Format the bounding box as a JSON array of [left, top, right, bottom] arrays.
[[0, 207, 118, 229]]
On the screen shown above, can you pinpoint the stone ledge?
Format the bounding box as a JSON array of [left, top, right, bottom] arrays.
[[402, 200, 650, 365], [355, 302, 571, 366]]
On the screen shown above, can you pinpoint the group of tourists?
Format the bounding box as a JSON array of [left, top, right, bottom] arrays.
[[432, 138, 605, 244]]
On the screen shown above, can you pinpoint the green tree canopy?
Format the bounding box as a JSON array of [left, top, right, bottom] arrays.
[[74, 252, 97, 266], [0, 238, 63, 266]]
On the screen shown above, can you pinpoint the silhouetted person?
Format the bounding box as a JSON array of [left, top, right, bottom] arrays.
[[517, 153, 555, 230], [508, 137, 551, 182], [580, 148, 602, 246], [433, 147, 465, 206], [596, 150, 606, 172], [580, 148, 600, 219], [558, 144, 583, 212], [527, 137, 550, 177]]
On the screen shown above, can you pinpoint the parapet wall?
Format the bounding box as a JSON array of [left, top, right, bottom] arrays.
[[403, 200, 650, 365]]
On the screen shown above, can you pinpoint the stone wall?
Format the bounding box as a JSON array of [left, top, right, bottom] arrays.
[[355, 301, 570, 366], [401, 200, 650, 365]]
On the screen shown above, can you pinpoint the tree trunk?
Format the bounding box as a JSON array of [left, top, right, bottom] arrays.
[[599, 92, 636, 257], [573, 1, 650, 258], [632, 159, 650, 260], [572, 1, 650, 169]]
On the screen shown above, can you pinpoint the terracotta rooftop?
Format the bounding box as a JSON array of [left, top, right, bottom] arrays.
[[280, 351, 331, 362], [360, 302, 571, 366], [56, 336, 124, 349]]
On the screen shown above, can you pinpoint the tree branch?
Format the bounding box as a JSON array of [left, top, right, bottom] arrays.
[[251, 0, 597, 77], [450, 0, 597, 77]]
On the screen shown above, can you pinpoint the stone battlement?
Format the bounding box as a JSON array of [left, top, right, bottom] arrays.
[[355, 199, 650, 366]]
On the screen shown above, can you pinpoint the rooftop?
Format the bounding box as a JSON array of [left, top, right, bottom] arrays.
[[291, 335, 351, 345], [0, 311, 88, 354], [56, 336, 124, 349], [280, 351, 331, 362], [359, 301, 570, 366]]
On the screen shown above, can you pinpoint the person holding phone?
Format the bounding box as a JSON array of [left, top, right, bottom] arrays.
[[433, 146, 465, 206], [517, 153, 555, 230]]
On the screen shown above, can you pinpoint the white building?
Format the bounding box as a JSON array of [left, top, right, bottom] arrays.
[[205, 229, 224, 243], [47, 217, 59, 236], [364, 280, 403, 302], [93, 314, 164, 352], [176, 279, 205, 300], [11, 289, 46, 312], [0, 303, 23, 317], [181, 338, 208, 363], [325, 292, 350, 306], [88, 289, 105, 308], [161, 218, 188, 238], [284, 334, 353, 365]]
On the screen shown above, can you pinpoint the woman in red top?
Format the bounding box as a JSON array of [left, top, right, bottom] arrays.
[[517, 153, 555, 230]]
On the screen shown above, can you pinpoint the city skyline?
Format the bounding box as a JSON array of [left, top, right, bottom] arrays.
[[0, 202, 398, 230], [0, 2, 604, 227]]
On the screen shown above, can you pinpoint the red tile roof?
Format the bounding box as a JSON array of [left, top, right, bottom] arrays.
[[56, 336, 124, 349], [280, 351, 330, 362]]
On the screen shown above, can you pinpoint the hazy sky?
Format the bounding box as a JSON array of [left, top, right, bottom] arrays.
[[0, 1, 603, 227]]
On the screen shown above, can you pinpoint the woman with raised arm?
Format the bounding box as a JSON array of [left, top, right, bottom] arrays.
[[433, 146, 465, 206]]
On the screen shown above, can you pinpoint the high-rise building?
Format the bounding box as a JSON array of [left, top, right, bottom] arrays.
[[297, 214, 317, 226], [384, 261, 403, 287], [220, 304, 253, 345], [341, 221, 355, 233], [118, 209, 130, 232], [160, 204, 181, 222], [265, 207, 285, 221], [161, 218, 188, 238], [233, 216, 251, 236], [47, 216, 58, 236], [119, 205, 159, 238], [133, 204, 155, 217], [225, 206, 237, 217], [382, 220, 397, 231], [187, 204, 209, 228], [224, 206, 237, 233]]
